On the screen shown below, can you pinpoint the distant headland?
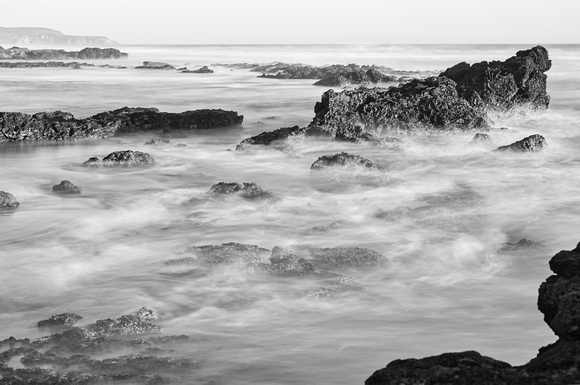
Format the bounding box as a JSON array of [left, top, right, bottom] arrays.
[[0, 27, 118, 46]]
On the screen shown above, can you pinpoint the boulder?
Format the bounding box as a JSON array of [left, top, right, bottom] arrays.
[[83, 150, 155, 167], [310, 152, 382, 170], [37, 313, 82, 328], [495, 134, 547, 152], [441, 46, 551, 110], [207, 182, 281, 201], [134, 61, 175, 70], [0, 191, 19, 209], [52, 180, 81, 194]]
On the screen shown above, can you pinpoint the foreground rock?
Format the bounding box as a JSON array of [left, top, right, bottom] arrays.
[[0, 191, 20, 209], [311, 152, 382, 170], [83, 150, 155, 167], [206, 182, 282, 201], [365, 242, 580, 384], [0, 46, 127, 60], [495, 134, 547, 152], [441, 45, 551, 110], [52, 180, 81, 194]]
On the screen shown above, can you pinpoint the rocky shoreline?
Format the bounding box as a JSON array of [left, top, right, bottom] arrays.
[[0, 46, 127, 60]]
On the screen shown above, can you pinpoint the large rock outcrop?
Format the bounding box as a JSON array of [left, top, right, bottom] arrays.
[[0, 107, 243, 142], [441, 46, 551, 110], [0, 46, 127, 60], [365, 242, 580, 384]]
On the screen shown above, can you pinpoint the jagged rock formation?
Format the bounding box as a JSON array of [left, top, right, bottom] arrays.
[[470, 132, 493, 144], [83, 150, 155, 167], [0, 27, 118, 46], [495, 134, 547, 152], [135, 61, 175, 70], [310, 152, 382, 170], [52, 180, 81, 194], [0, 107, 243, 142], [181, 65, 214, 73], [0, 46, 127, 60], [206, 182, 282, 201], [0, 191, 19, 209], [235, 125, 330, 150], [37, 313, 82, 328], [441, 46, 551, 110], [314, 68, 397, 87], [365, 242, 580, 384]]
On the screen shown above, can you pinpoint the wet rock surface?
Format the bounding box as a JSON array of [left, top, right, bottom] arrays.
[[310, 152, 382, 170], [206, 182, 282, 201], [365, 242, 580, 384], [0, 191, 20, 209], [52, 180, 81, 194], [83, 150, 155, 167], [495, 134, 547, 152]]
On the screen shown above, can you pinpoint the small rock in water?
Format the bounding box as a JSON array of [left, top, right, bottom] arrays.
[[494, 134, 547, 152], [37, 313, 83, 328], [207, 182, 282, 201], [144, 138, 170, 145], [52, 180, 81, 194], [500, 238, 542, 251], [83, 150, 155, 167], [0, 191, 20, 209], [135, 61, 175, 70], [470, 132, 493, 144], [310, 152, 382, 170]]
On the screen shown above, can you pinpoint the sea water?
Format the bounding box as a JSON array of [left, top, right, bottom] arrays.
[[1, 44, 579, 384]]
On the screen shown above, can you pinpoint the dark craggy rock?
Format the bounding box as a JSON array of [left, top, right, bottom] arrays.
[[365, 242, 580, 384], [52, 180, 81, 194], [235, 125, 331, 150], [37, 313, 82, 329], [207, 182, 282, 201], [0, 45, 127, 60], [0, 191, 20, 209], [91, 106, 244, 132], [470, 132, 493, 144], [181, 65, 214, 73], [135, 61, 175, 70], [495, 134, 547, 153], [314, 68, 397, 87], [441, 46, 551, 111], [83, 150, 155, 167], [310, 152, 382, 170]]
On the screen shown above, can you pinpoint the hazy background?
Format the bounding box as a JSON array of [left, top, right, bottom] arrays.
[[1, 0, 578, 45]]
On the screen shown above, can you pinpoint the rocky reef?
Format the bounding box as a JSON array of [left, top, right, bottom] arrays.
[[365, 242, 580, 384], [0, 46, 127, 60], [0, 107, 243, 142]]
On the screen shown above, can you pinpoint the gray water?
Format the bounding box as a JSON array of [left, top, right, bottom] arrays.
[[1, 44, 579, 384]]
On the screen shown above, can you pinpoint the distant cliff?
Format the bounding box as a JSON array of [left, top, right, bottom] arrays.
[[0, 27, 118, 46]]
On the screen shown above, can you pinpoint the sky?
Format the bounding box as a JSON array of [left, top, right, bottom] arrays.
[[2, 0, 578, 45]]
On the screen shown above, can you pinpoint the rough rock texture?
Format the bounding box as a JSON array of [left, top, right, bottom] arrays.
[[0, 46, 127, 60], [310, 152, 382, 170], [312, 76, 490, 139], [365, 242, 580, 384], [0, 111, 120, 142], [0, 191, 19, 209], [207, 182, 282, 200], [470, 132, 493, 144], [52, 180, 81, 194], [135, 61, 175, 70], [37, 313, 82, 328], [495, 134, 547, 152], [314, 68, 397, 87], [441, 46, 551, 110], [91, 106, 244, 132], [83, 150, 155, 167], [181, 65, 214, 73]]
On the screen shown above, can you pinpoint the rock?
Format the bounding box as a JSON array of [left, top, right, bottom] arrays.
[[296, 246, 387, 270], [0, 61, 95, 68], [441, 46, 551, 110], [312, 77, 490, 139], [310, 222, 340, 232], [37, 313, 82, 328], [144, 138, 170, 145], [500, 238, 542, 251], [314, 68, 397, 87], [207, 182, 281, 200], [167, 242, 270, 267], [83, 150, 155, 167], [236, 125, 304, 150], [136, 307, 158, 322], [181, 65, 214, 73], [470, 132, 493, 144], [52, 180, 81, 194], [85, 314, 161, 338], [135, 61, 175, 70], [310, 152, 382, 170], [0, 191, 19, 209], [77, 47, 127, 59], [0, 45, 127, 60], [495, 134, 547, 152], [262, 247, 316, 277]]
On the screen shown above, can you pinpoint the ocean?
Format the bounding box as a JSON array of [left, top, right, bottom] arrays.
[[1, 44, 579, 384]]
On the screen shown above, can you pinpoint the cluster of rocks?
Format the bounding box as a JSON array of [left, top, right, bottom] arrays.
[[180, 65, 214, 73], [0, 46, 127, 60], [365, 242, 580, 384], [0, 307, 196, 384], [0, 107, 243, 142], [135, 61, 215, 74]]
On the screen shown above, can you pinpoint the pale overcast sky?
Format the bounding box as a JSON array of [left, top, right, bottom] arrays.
[[2, 0, 577, 44]]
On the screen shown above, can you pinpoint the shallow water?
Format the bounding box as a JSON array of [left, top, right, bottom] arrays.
[[1, 44, 579, 384]]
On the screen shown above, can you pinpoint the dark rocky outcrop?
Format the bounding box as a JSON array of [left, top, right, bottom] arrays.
[[83, 150, 155, 167], [206, 182, 282, 201], [365, 242, 580, 384], [494, 134, 547, 152], [181, 65, 214, 73], [470, 132, 493, 144], [37, 313, 82, 329], [0, 45, 127, 60], [441, 46, 551, 111], [314, 68, 397, 87], [0, 191, 20, 209], [235, 125, 331, 150], [135, 61, 175, 70], [311, 152, 382, 170], [52, 180, 81, 194]]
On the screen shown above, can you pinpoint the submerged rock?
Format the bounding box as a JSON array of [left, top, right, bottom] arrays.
[[207, 182, 281, 200], [135, 61, 175, 70], [0, 191, 19, 209], [495, 134, 547, 152], [37, 313, 82, 329], [52, 180, 80, 194], [470, 132, 493, 144], [167, 242, 270, 267], [144, 138, 170, 145], [295, 246, 388, 270], [83, 150, 155, 167], [500, 238, 542, 251], [310, 152, 382, 170]]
